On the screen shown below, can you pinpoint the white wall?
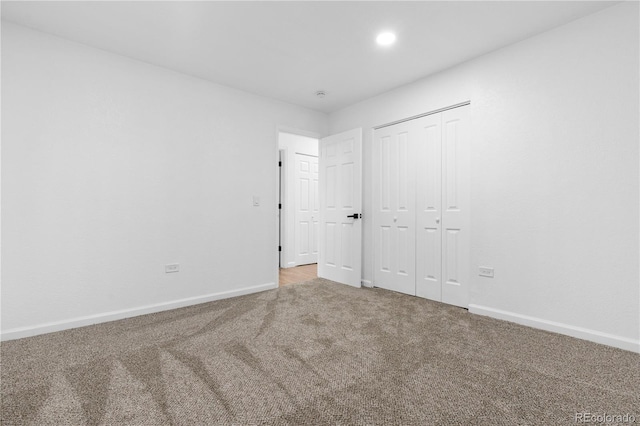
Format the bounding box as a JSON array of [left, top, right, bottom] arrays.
[[278, 132, 319, 268], [1, 22, 328, 338], [3, 4, 639, 352], [329, 3, 639, 351]]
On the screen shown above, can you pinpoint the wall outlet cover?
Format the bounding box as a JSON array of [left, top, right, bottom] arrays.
[[479, 267, 494, 278], [165, 264, 179, 273]]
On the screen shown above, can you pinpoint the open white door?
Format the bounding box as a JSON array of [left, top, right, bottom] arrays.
[[318, 128, 362, 287]]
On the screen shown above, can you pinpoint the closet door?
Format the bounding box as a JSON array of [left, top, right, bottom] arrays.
[[440, 106, 470, 307], [373, 120, 416, 295], [415, 114, 443, 300], [373, 104, 470, 307]]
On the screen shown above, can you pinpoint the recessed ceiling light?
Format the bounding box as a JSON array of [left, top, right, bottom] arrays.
[[376, 32, 396, 46]]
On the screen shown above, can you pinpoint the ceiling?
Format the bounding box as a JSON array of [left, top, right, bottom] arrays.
[[1, 1, 617, 113]]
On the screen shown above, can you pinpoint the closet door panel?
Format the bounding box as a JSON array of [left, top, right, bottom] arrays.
[[441, 106, 470, 308], [415, 114, 443, 300], [373, 122, 416, 295]]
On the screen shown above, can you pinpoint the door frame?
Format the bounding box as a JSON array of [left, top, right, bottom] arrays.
[[275, 127, 322, 283], [278, 149, 284, 268]]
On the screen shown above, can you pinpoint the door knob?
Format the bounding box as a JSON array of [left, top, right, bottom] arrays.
[[436, 218, 440, 224], [347, 213, 362, 219], [393, 216, 398, 222]]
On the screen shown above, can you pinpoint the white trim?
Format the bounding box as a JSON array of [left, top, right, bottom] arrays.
[[1, 282, 277, 341], [278, 149, 283, 268], [274, 128, 283, 286], [361, 279, 373, 288], [278, 145, 290, 271], [468, 304, 640, 353], [277, 126, 322, 140]]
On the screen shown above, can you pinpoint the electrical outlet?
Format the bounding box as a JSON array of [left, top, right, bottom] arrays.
[[165, 264, 179, 273], [479, 267, 494, 278]]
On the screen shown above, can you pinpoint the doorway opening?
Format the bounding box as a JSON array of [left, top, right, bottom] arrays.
[[278, 130, 320, 287], [276, 127, 363, 289], [279, 264, 318, 287]]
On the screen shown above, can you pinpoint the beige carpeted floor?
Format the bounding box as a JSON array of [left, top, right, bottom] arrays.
[[1, 278, 638, 425]]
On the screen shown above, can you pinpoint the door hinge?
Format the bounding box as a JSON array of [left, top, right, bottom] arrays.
[[278, 203, 282, 209], [279, 161, 282, 167], [278, 246, 282, 252]]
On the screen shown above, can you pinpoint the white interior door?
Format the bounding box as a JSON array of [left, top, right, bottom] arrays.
[[294, 153, 319, 265], [373, 120, 417, 295], [318, 128, 362, 287]]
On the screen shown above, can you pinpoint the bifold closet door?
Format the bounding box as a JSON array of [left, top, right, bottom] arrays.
[[373, 104, 470, 308], [373, 120, 417, 295]]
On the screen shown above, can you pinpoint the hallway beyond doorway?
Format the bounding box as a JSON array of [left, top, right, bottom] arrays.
[[279, 264, 317, 287]]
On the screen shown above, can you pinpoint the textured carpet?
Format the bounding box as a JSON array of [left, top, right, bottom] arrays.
[[1, 279, 638, 425]]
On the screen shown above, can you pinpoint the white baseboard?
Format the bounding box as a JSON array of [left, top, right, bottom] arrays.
[[1, 282, 277, 342], [362, 279, 373, 288], [468, 304, 640, 354]]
